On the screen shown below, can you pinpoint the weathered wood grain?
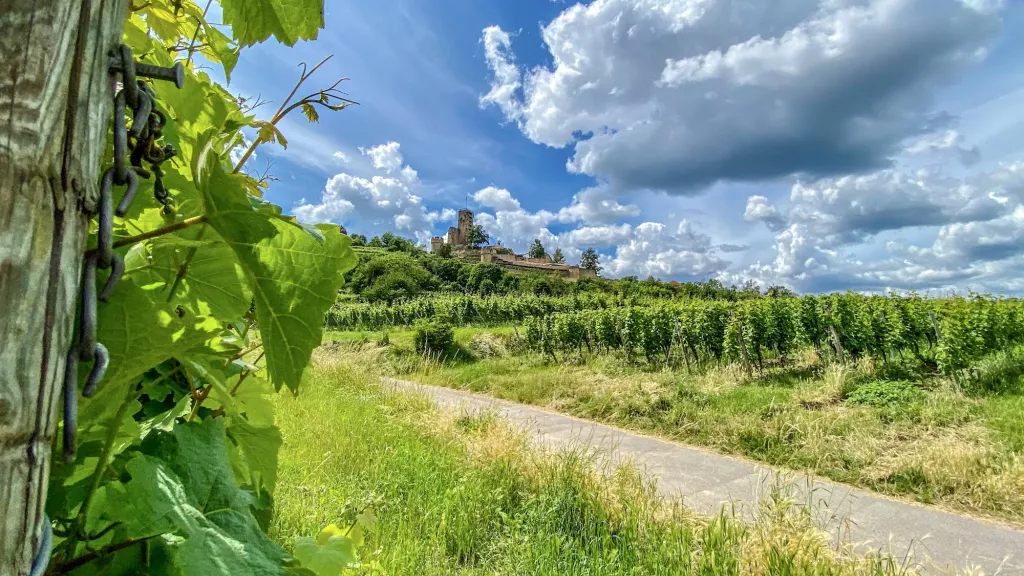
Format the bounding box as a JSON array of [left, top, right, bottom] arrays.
[[0, 1, 129, 573]]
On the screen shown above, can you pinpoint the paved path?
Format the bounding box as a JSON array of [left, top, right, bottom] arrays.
[[382, 377, 1024, 575]]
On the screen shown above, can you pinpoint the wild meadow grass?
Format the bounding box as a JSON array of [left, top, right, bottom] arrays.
[[272, 350, 929, 574], [324, 329, 1024, 526]]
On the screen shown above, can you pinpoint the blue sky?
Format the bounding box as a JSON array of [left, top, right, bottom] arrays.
[[226, 0, 1024, 293]]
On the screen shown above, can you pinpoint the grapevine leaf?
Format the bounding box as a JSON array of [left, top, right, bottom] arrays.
[[301, 102, 319, 123], [125, 420, 290, 574], [232, 375, 275, 426], [196, 155, 354, 390], [227, 420, 282, 493], [141, 4, 182, 46], [82, 275, 222, 427], [292, 527, 358, 576], [223, 220, 353, 391], [220, 0, 325, 47], [254, 120, 288, 149], [204, 21, 241, 82], [147, 230, 252, 319]]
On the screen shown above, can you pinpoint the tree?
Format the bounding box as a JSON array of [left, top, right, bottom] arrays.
[[352, 253, 434, 302], [467, 263, 505, 293], [349, 233, 368, 246], [529, 239, 547, 259], [551, 248, 565, 264], [466, 224, 490, 248], [436, 243, 453, 259], [580, 248, 601, 272], [767, 284, 797, 299]]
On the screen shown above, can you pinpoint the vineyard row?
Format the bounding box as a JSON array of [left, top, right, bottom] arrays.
[[521, 294, 1024, 379]]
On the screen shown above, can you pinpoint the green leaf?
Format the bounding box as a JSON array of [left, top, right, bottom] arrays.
[[124, 420, 290, 574], [292, 526, 358, 576], [232, 375, 275, 426], [82, 275, 222, 426], [255, 120, 288, 149], [205, 22, 241, 82], [226, 220, 353, 391], [195, 156, 355, 391], [227, 420, 282, 493], [301, 103, 319, 123], [147, 230, 253, 320], [221, 0, 325, 47]]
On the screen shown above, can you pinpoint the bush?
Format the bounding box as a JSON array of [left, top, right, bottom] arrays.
[[846, 380, 924, 409], [468, 332, 508, 358], [414, 320, 455, 356]]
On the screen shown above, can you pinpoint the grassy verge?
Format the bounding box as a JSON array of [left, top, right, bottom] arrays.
[[272, 350, 922, 574], [333, 329, 1024, 526]]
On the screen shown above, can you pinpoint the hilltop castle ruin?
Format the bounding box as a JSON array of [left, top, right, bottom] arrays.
[[430, 209, 596, 281]]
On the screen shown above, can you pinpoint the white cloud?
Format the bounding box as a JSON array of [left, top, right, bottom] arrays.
[[470, 186, 726, 277], [479, 25, 523, 122], [603, 221, 728, 279], [333, 151, 350, 163], [736, 157, 1024, 292], [230, 137, 255, 168], [473, 186, 522, 212], [743, 195, 786, 231], [294, 141, 447, 243], [555, 186, 641, 224], [480, 0, 1001, 194], [361, 141, 405, 173], [904, 129, 981, 166]]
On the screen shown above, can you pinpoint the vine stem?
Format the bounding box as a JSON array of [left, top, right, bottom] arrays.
[[62, 388, 140, 562], [185, 0, 214, 66], [166, 224, 207, 302], [210, 352, 264, 420], [85, 214, 207, 256], [55, 535, 157, 573], [231, 56, 336, 174]]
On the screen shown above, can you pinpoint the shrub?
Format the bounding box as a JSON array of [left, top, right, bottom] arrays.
[[414, 320, 455, 356], [468, 332, 508, 358], [846, 380, 924, 409]]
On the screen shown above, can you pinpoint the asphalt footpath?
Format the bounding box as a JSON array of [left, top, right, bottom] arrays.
[[382, 377, 1024, 575]]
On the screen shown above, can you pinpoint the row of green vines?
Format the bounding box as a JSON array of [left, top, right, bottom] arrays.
[[48, 1, 366, 574]]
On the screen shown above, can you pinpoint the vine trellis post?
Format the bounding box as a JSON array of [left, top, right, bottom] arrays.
[[0, 1, 129, 573]]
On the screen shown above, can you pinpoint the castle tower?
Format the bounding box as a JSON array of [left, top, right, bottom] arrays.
[[430, 236, 444, 253], [457, 209, 473, 245]]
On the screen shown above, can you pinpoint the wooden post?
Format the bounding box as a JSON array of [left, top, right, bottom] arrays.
[[0, 1, 128, 573]]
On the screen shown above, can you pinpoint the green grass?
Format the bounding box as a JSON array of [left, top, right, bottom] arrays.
[[351, 333, 1024, 526], [272, 353, 923, 574], [325, 326, 520, 349]]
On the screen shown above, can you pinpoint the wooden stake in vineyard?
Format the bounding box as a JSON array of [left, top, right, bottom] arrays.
[[0, 2, 129, 573]]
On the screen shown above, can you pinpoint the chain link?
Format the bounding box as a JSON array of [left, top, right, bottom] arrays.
[[62, 44, 180, 459]]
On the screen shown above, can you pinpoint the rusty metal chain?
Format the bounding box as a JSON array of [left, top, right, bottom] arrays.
[[27, 44, 182, 576], [61, 45, 183, 461]]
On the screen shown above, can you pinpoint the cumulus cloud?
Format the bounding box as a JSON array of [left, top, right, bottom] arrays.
[[470, 186, 727, 278], [479, 25, 523, 122], [603, 221, 729, 279], [737, 159, 1024, 292], [474, 186, 522, 212], [555, 186, 641, 224], [905, 130, 981, 166], [480, 0, 1001, 194], [361, 141, 405, 173], [743, 195, 786, 231], [294, 141, 450, 242]]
